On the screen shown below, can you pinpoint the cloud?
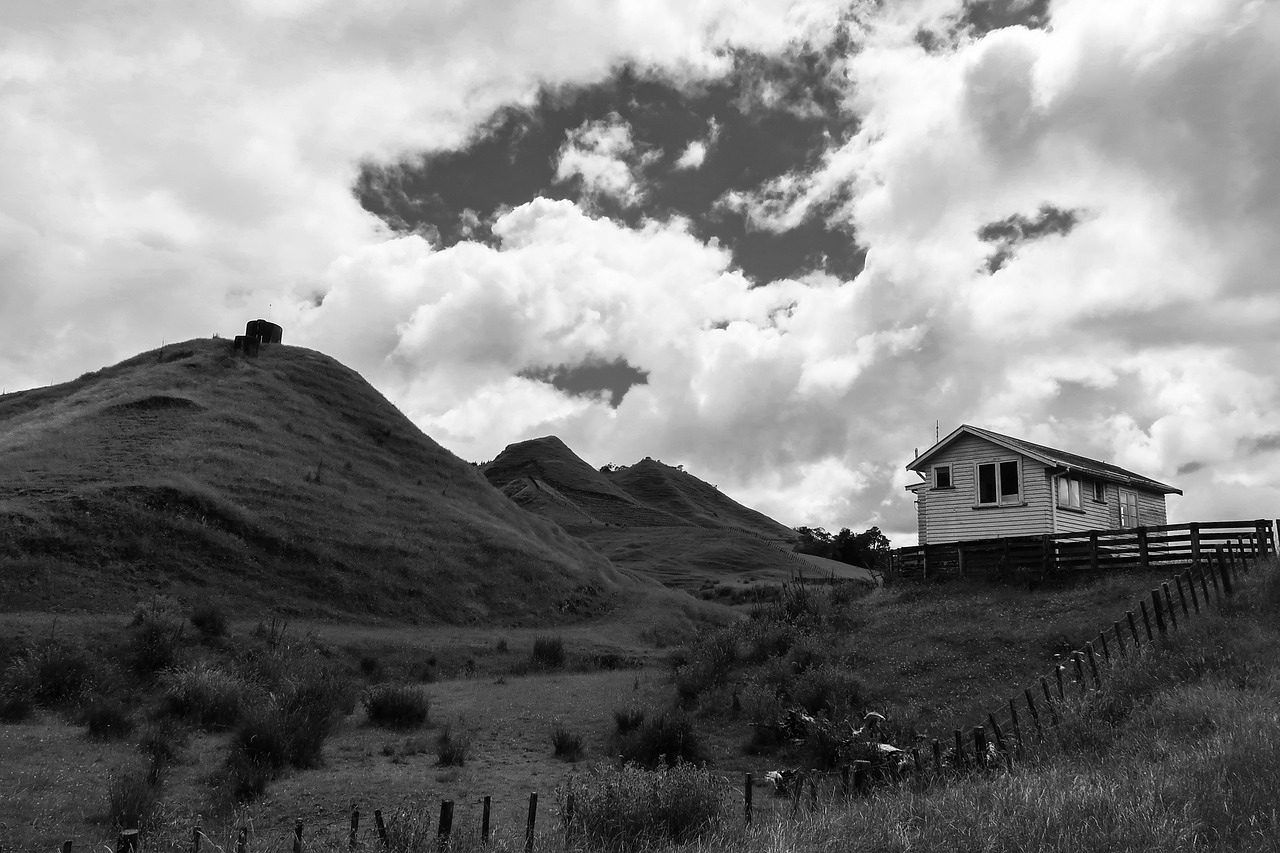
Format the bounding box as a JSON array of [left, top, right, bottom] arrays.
[[554, 115, 654, 206]]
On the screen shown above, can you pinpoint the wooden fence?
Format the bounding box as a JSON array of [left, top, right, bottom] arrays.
[[889, 518, 1277, 580]]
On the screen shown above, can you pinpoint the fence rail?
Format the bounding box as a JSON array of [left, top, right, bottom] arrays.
[[889, 518, 1277, 580]]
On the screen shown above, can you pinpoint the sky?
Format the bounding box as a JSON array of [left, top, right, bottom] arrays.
[[3, 0, 1278, 546]]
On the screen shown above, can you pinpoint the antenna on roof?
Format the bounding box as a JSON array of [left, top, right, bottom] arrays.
[[936, 420, 940, 443]]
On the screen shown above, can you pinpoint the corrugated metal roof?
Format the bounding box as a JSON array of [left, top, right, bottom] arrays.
[[908, 424, 1182, 495]]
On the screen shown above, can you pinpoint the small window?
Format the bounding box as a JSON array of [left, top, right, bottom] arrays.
[[977, 460, 1021, 506], [1056, 476, 1082, 510], [1092, 480, 1106, 503], [934, 464, 952, 489]]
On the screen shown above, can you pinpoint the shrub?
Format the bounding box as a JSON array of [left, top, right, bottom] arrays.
[[0, 677, 34, 722], [5, 640, 93, 706], [561, 763, 728, 851], [106, 768, 162, 831], [618, 709, 703, 769], [436, 724, 471, 766], [552, 723, 584, 761], [614, 706, 646, 734], [189, 599, 228, 638], [359, 655, 383, 679], [131, 615, 184, 675], [84, 697, 134, 741], [161, 663, 248, 730], [363, 684, 429, 729], [531, 635, 565, 668], [137, 721, 187, 778]]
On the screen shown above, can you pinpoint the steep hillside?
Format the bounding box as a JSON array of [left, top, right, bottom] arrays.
[[484, 437, 832, 591], [0, 339, 622, 622]]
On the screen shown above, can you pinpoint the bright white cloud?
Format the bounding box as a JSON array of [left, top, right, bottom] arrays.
[[555, 115, 650, 205]]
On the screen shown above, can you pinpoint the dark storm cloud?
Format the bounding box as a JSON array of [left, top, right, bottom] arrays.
[[961, 0, 1051, 33], [1176, 460, 1206, 476], [354, 40, 865, 283], [520, 357, 650, 408], [978, 204, 1082, 273]]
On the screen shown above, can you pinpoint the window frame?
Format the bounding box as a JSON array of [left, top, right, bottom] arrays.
[[1056, 475, 1083, 511], [1119, 489, 1139, 528], [1092, 480, 1106, 503], [933, 464, 953, 490], [975, 458, 1022, 507]]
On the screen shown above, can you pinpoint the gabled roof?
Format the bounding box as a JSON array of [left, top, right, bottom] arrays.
[[907, 424, 1182, 495]]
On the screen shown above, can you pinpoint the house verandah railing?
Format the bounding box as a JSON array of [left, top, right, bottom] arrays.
[[889, 519, 1278, 581]]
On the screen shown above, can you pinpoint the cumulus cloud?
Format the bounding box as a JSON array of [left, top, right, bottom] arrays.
[[554, 115, 654, 205]]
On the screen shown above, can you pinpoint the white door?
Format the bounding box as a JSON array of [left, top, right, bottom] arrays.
[[1119, 489, 1139, 528]]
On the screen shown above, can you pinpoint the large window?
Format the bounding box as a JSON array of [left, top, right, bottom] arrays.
[[1119, 490, 1139, 528], [1056, 476, 1082, 510], [934, 464, 952, 489], [977, 460, 1021, 506]]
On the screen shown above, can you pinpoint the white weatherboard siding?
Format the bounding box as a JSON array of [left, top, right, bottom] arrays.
[[920, 434, 1051, 544], [1137, 490, 1168, 526]]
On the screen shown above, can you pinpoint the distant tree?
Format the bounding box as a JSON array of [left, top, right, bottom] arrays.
[[599, 463, 617, 474], [795, 525, 891, 569], [793, 527, 836, 559]]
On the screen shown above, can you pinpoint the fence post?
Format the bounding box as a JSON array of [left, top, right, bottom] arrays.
[[744, 773, 753, 826], [1175, 577, 1190, 618], [438, 801, 453, 851], [63, 843, 73, 853], [1138, 527, 1149, 569], [1190, 523, 1201, 563], [1040, 677, 1059, 726], [1210, 548, 1225, 596], [1055, 665, 1065, 700], [349, 803, 359, 852], [1185, 570, 1200, 613], [1097, 631, 1111, 664], [1126, 611, 1140, 646], [236, 828, 249, 853], [1163, 583, 1178, 630], [1085, 643, 1101, 688], [293, 820, 303, 853], [911, 747, 924, 782], [808, 777, 818, 810], [1008, 698, 1024, 756], [954, 729, 965, 769], [1073, 653, 1086, 693], [375, 810, 390, 849], [988, 714, 1009, 764], [1150, 590, 1167, 636], [563, 793, 574, 851], [192, 821, 202, 853], [526, 792, 538, 853], [1024, 688, 1042, 737], [481, 797, 491, 846], [116, 831, 140, 853], [791, 770, 804, 816], [1113, 621, 1126, 659], [1042, 534, 1052, 574], [1090, 531, 1099, 571], [973, 726, 988, 767]]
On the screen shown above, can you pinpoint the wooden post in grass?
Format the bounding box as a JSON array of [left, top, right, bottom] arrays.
[[438, 801, 453, 851], [63, 843, 73, 853], [1024, 688, 1042, 737], [293, 820, 303, 853], [1097, 631, 1111, 664], [1127, 611, 1140, 647], [1208, 551, 1223, 597], [932, 739, 943, 775], [854, 761, 871, 795], [481, 797, 491, 846], [1055, 665, 1065, 701], [973, 726, 987, 767], [1197, 565, 1211, 606], [236, 828, 249, 853], [349, 804, 359, 852], [1090, 531, 1099, 571], [1163, 582, 1180, 628], [1138, 527, 1150, 569], [1086, 643, 1101, 688], [1150, 590, 1166, 636], [839, 766, 849, 799], [1217, 546, 1234, 595], [791, 771, 804, 816], [116, 830, 140, 853], [564, 793, 575, 850], [988, 714, 1009, 764], [1041, 677, 1059, 726], [1185, 570, 1200, 614], [911, 747, 924, 781], [1073, 653, 1086, 693], [1140, 600, 1155, 641], [954, 729, 965, 769], [809, 777, 818, 810], [745, 773, 753, 826], [1114, 621, 1127, 659], [192, 822, 202, 853], [526, 793, 538, 853], [1008, 698, 1024, 755], [1191, 523, 1201, 564]]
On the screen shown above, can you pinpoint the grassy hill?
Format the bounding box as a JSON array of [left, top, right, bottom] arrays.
[[483, 437, 839, 591], [0, 339, 624, 622]]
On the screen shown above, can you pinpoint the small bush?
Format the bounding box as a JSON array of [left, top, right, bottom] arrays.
[[138, 721, 187, 778], [131, 616, 185, 675], [436, 724, 471, 766], [5, 640, 93, 706], [161, 663, 248, 730], [106, 768, 163, 830], [552, 723, 584, 761], [614, 706, 646, 734], [618, 709, 703, 769], [531, 636, 565, 668], [561, 763, 727, 851], [0, 681, 34, 722], [84, 697, 134, 741], [359, 655, 383, 679], [363, 684, 429, 729], [189, 599, 228, 638]]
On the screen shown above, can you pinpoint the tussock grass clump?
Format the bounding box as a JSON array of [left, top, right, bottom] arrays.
[[83, 696, 134, 741], [530, 635, 566, 669], [613, 705, 646, 734], [560, 763, 727, 851], [161, 663, 248, 730], [3, 639, 94, 707], [363, 684, 430, 729], [551, 722, 584, 761], [436, 724, 471, 766], [106, 766, 163, 831], [130, 607, 185, 675], [618, 709, 703, 769], [189, 599, 228, 638]]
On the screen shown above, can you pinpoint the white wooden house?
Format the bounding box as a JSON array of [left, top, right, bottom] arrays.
[[906, 425, 1181, 545]]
